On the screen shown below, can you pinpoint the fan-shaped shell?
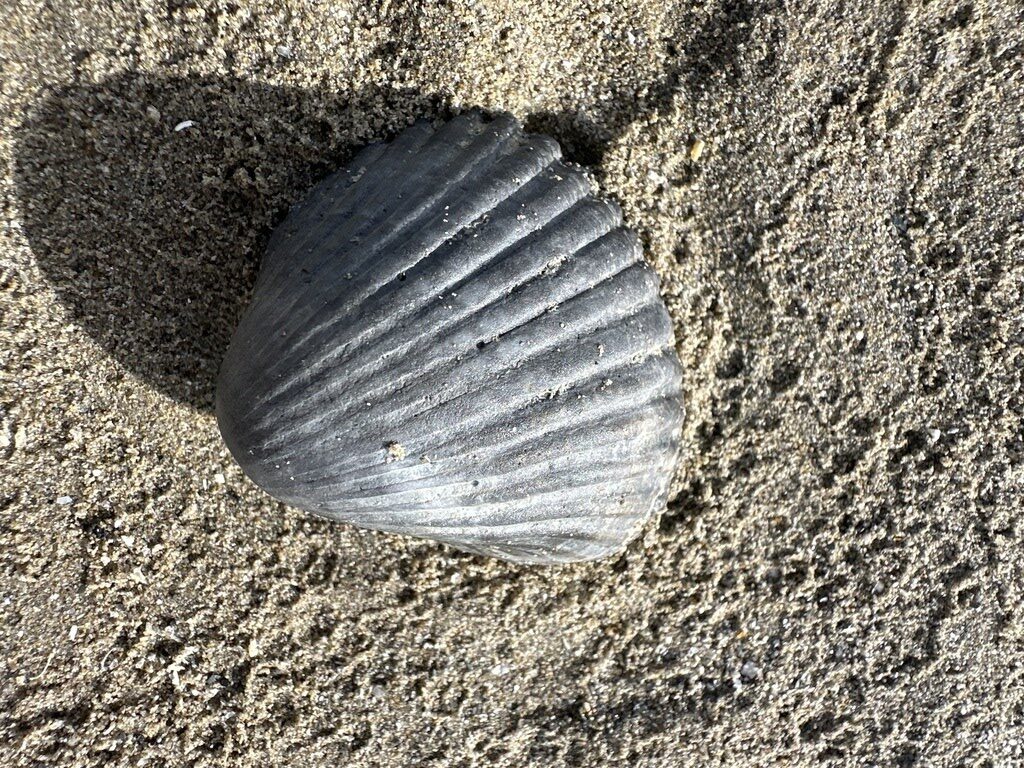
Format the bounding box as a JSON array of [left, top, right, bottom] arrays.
[[216, 112, 684, 564]]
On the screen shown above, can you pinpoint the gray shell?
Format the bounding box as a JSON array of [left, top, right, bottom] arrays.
[[216, 112, 684, 564]]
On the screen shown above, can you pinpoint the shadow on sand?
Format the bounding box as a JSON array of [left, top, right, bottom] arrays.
[[14, 64, 690, 411]]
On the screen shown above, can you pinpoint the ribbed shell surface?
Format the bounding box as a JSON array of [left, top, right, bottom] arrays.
[[216, 113, 684, 564]]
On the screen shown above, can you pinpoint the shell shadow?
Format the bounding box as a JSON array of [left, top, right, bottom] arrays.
[[14, 67, 692, 412], [523, 62, 684, 169], [13, 74, 445, 411]]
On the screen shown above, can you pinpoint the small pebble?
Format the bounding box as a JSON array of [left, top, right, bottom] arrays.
[[646, 169, 668, 186], [690, 138, 706, 161], [56, 496, 73, 505], [174, 120, 195, 132]]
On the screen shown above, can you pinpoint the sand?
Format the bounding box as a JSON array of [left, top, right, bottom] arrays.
[[1, 0, 1022, 765]]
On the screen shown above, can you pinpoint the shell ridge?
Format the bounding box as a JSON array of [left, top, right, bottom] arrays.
[[303, 342, 684, 487], [241, 140, 566, 414], [402, 273, 668, 402], [275, 114, 504, 263], [363, 508, 647, 542], [260, 120, 441, 285], [279, 160, 589, 373], [450, 536, 623, 564], [252, 116, 517, 330], [384, 516, 634, 545], [266, 283, 675, 479], [244, 160, 591, 426], [331, 385, 682, 492], [260, 137, 392, 272], [364, 523, 633, 555], [273, 151, 581, 354], [310, 198, 618, 394], [364, 224, 641, 383], [397, 312, 674, 447], [250, 117, 524, 338], [300, 373, 681, 497], [316, 382, 679, 490], [301, 116, 520, 273], [328, 382, 683, 496], [311, 408, 678, 514], [259, 166, 373, 291], [253, 194, 622, 430], [257, 118, 535, 322]]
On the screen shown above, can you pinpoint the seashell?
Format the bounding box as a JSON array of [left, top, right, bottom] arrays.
[[216, 112, 684, 564]]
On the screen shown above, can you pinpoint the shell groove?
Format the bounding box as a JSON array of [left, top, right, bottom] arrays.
[[216, 112, 684, 564]]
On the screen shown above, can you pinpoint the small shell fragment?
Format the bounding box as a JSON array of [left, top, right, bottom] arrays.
[[689, 138, 706, 162], [216, 112, 685, 564]]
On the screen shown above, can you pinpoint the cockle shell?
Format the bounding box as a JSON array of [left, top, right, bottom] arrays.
[[216, 112, 684, 564]]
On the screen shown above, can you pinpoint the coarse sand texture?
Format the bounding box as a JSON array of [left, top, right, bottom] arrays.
[[1, 1, 1022, 766]]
